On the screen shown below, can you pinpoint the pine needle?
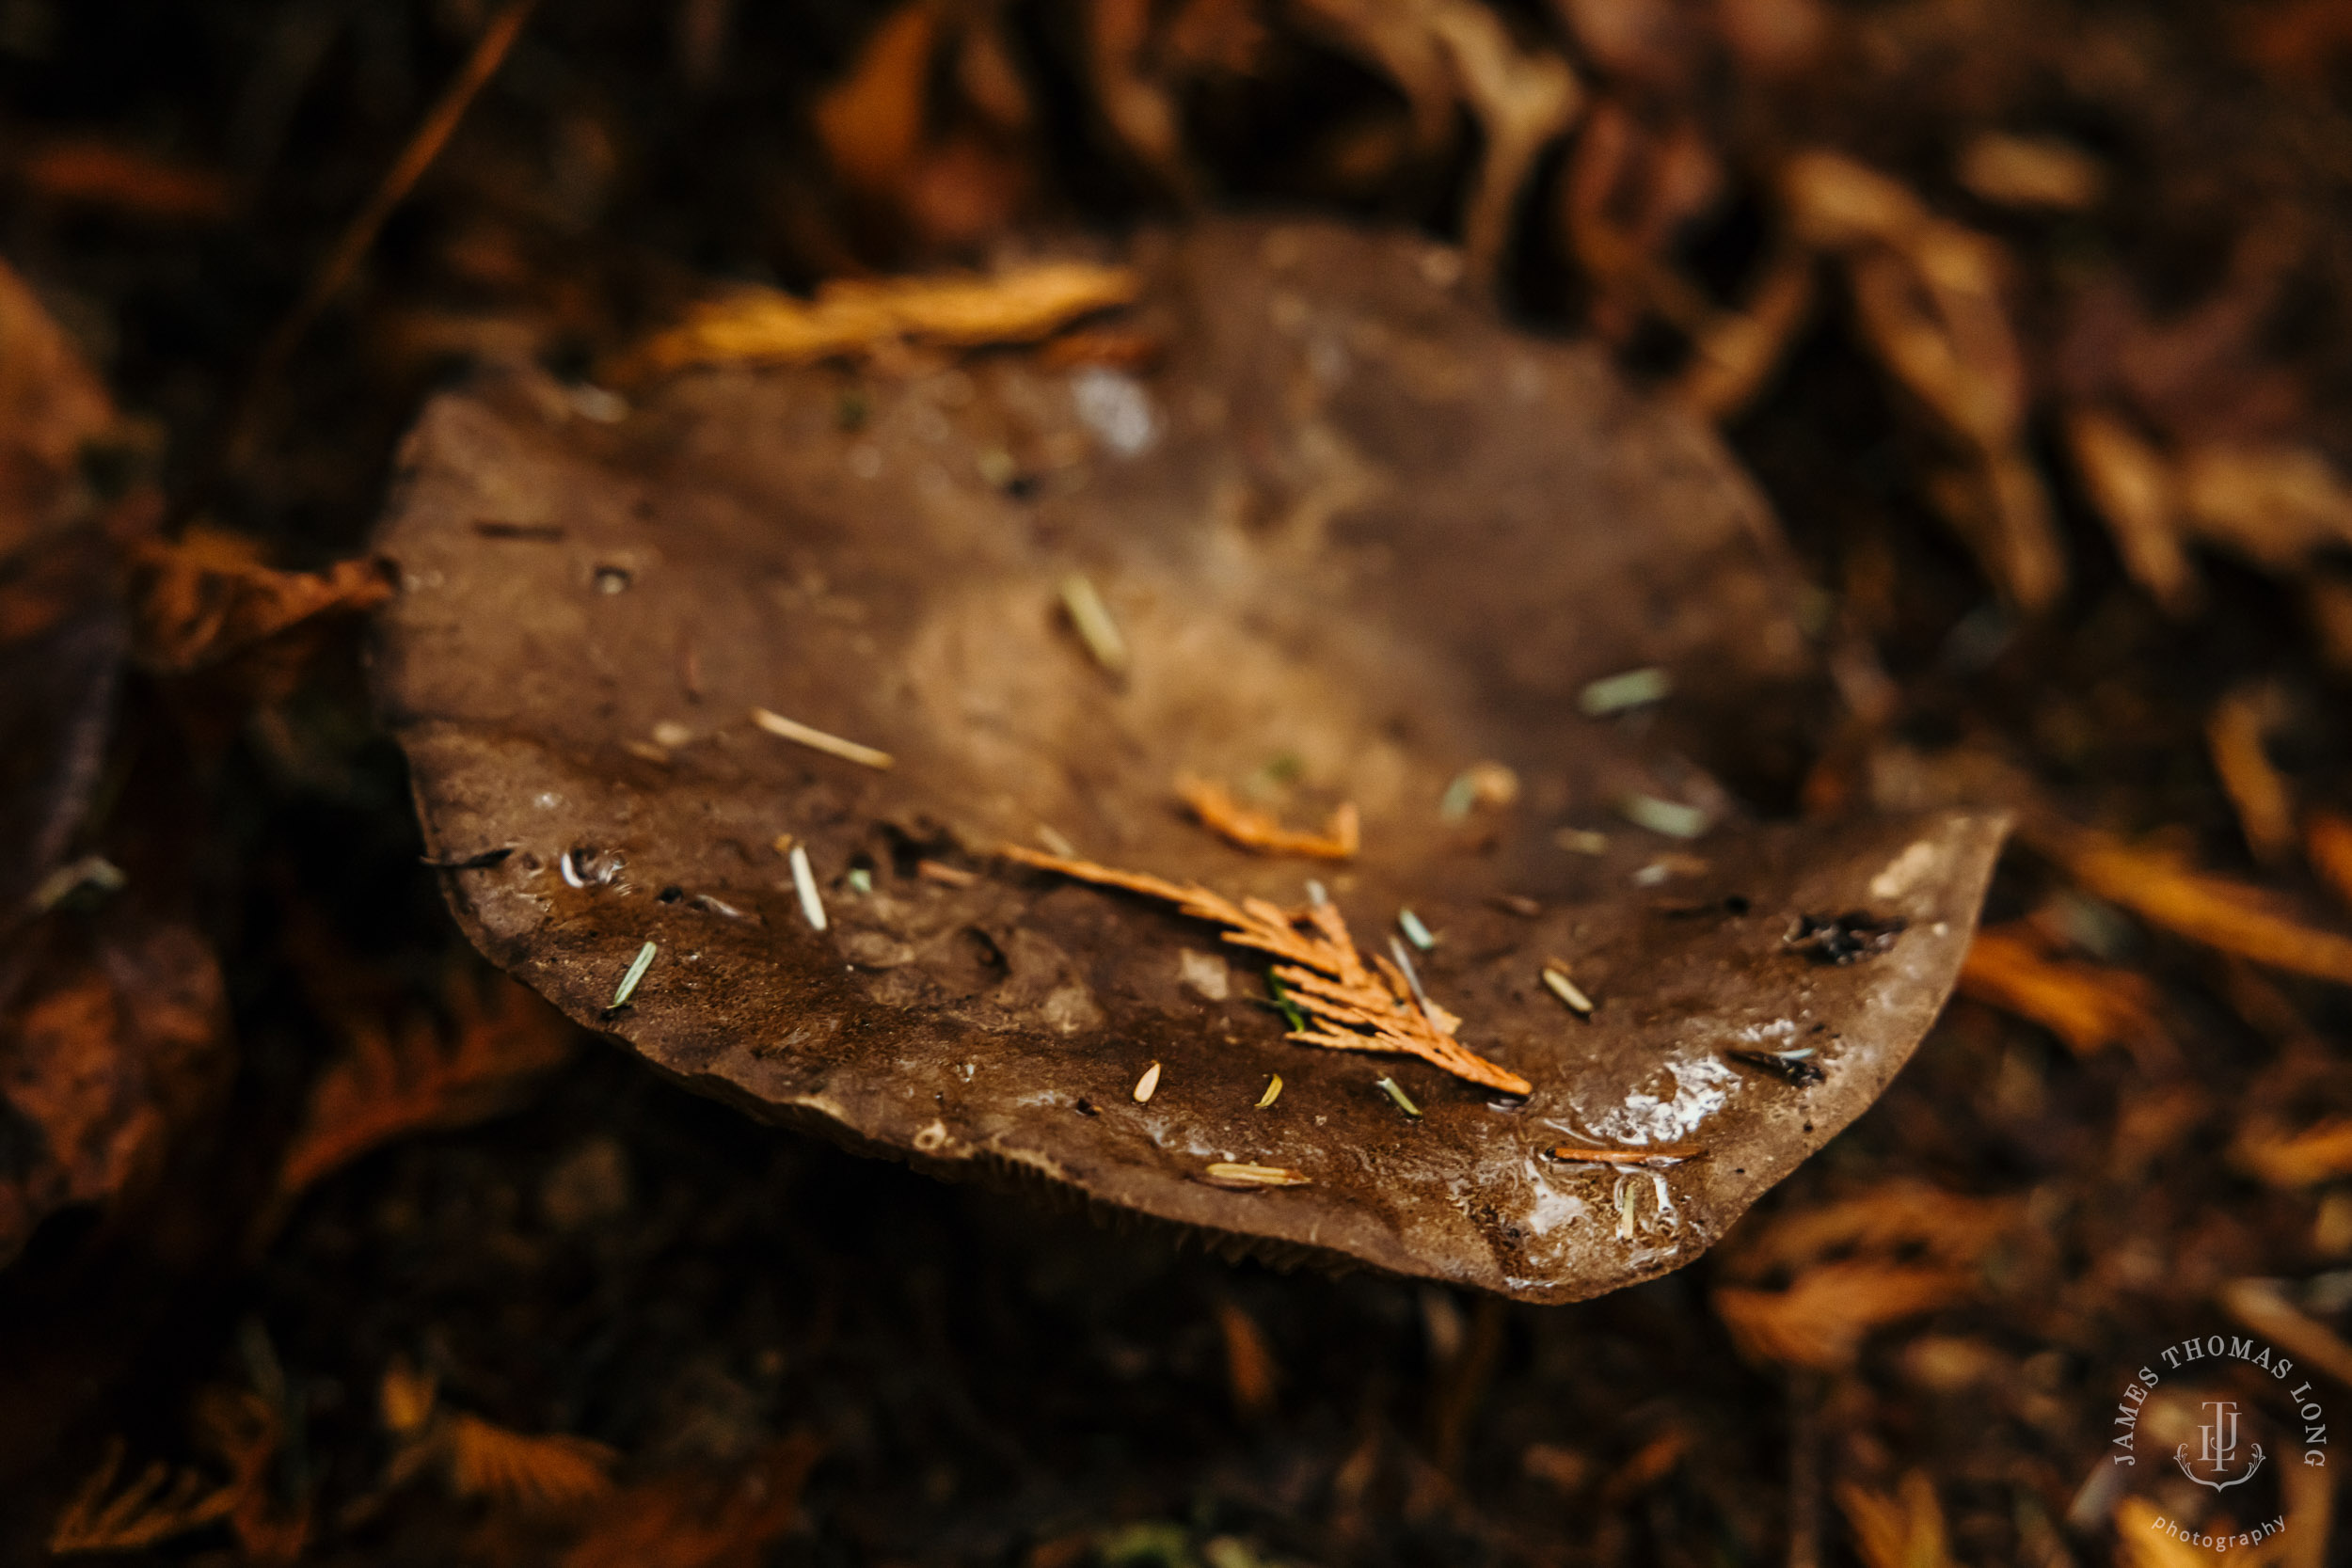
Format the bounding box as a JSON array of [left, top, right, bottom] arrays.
[[1549, 1142, 1703, 1166], [1176, 776, 1360, 860], [1201, 1162, 1312, 1189], [750, 707, 895, 769], [1000, 844, 1531, 1094]]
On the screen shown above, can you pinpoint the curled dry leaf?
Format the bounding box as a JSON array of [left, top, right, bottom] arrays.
[[373, 218, 2006, 1301], [130, 525, 392, 674], [617, 261, 1141, 380]]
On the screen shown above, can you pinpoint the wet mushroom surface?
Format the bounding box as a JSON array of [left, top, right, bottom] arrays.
[[372, 217, 2006, 1303]]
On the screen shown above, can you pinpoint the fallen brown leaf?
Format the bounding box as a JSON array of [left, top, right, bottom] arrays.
[[1720, 1180, 2019, 1281], [0, 257, 118, 558], [1784, 149, 2060, 610]]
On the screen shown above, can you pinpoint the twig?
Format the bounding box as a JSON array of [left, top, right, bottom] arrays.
[[216, 0, 542, 477]]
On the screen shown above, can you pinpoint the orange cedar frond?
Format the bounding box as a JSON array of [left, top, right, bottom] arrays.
[[47, 1438, 237, 1555], [276, 974, 574, 1200], [1000, 845, 1531, 1095], [561, 1432, 824, 1568], [2027, 816, 2352, 984], [1176, 776, 1361, 859], [1958, 923, 2169, 1058], [1715, 1261, 1974, 1370], [446, 1413, 617, 1511]]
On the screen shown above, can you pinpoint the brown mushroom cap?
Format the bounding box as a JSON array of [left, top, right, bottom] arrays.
[[372, 218, 2006, 1303]]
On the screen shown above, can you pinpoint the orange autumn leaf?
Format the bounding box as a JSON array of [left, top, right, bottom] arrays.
[[1958, 923, 2168, 1058], [1177, 775, 1360, 859], [274, 974, 575, 1202]]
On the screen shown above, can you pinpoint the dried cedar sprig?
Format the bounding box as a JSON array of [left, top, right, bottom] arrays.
[[999, 845, 1532, 1095], [1175, 775, 1360, 860]]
